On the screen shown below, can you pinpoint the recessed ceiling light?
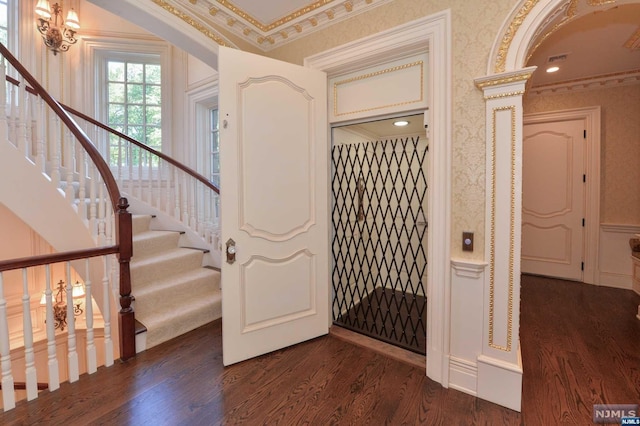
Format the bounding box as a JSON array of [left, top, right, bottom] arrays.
[[546, 66, 560, 73], [394, 120, 409, 127]]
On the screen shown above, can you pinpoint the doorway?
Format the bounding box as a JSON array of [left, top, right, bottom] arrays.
[[331, 114, 428, 354]]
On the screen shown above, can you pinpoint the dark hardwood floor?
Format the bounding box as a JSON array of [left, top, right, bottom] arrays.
[[1, 275, 638, 425]]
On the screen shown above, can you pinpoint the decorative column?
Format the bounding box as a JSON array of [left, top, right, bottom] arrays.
[[474, 67, 535, 412]]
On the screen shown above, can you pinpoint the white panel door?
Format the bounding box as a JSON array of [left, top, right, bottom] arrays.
[[219, 46, 329, 366], [522, 118, 585, 281]]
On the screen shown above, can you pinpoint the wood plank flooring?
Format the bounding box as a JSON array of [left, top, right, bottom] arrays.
[[1, 275, 638, 425]]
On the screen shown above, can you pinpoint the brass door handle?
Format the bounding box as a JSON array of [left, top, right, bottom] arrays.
[[226, 238, 236, 264]]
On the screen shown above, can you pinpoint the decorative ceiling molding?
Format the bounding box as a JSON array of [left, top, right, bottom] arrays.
[[528, 68, 640, 94], [160, 0, 391, 51]]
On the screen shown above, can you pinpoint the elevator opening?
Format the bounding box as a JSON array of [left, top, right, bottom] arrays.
[[331, 114, 428, 355]]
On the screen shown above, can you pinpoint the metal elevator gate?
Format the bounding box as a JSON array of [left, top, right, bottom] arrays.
[[331, 135, 428, 354]]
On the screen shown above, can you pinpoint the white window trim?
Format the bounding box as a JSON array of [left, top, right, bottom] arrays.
[[186, 77, 218, 179], [81, 37, 172, 159]]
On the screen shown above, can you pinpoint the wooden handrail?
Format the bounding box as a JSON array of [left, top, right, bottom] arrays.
[[63, 105, 220, 194], [0, 246, 119, 272], [0, 43, 136, 361], [4, 70, 220, 195], [0, 44, 123, 210]]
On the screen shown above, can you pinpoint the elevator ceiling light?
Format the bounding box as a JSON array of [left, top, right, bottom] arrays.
[[546, 66, 560, 73], [393, 120, 409, 127]]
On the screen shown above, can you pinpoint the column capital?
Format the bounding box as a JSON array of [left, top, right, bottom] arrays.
[[474, 66, 537, 96]]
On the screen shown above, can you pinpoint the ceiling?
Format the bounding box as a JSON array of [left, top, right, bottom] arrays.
[[526, 0, 640, 92], [338, 114, 426, 139], [165, 0, 391, 51], [151, 0, 640, 89]]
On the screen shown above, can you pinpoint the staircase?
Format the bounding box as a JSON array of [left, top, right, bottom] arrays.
[[131, 214, 222, 351]]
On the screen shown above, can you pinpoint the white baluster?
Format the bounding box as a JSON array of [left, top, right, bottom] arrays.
[[156, 156, 163, 212], [0, 272, 16, 411], [35, 97, 46, 173], [182, 173, 189, 227], [65, 263, 79, 383], [102, 256, 113, 367], [127, 143, 134, 196], [78, 150, 87, 224], [43, 265, 59, 391], [64, 129, 75, 201], [164, 161, 172, 215], [147, 151, 153, 205], [0, 60, 7, 141], [189, 177, 197, 231], [105, 200, 113, 246], [84, 259, 96, 374], [174, 168, 181, 219], [8, 82, 17, 146], [89, 164, 98, 240], [137, 146, 143, 200], [50, 115, 61, 188], [16, 82, 29, 158], [98, 184, 106, 246], [21, 268, 37, 401]]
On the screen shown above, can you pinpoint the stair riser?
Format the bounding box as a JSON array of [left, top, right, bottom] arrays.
[[132, 215, 152, 235], [130, 251, 204, 284], [133, 232, 181, 257], [144, 301, 222, 348], [133, 272, 220, 305]]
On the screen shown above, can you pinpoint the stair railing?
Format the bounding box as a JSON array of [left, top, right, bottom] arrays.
[[0, 43, 135, 410], [62, 105, 222, 253]]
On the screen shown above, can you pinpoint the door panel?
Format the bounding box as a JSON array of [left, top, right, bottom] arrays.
[[219, 46, 328, 366], [522, 119, 585, 281]]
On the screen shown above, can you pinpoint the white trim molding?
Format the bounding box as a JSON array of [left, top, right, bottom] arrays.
[[474, 69, 532, 411], [599, 223, 640, 290], [306, 10, 452, 386], [524, 106, 601, 285], [449, 259, 487, 396]]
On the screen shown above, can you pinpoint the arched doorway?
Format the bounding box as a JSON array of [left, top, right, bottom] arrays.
[[474, 0, 640, 412]]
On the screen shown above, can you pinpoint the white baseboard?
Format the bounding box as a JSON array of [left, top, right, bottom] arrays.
[[476, 350, 523, 412], [449, 356, 477, 396], [598, 271, 632, 290]]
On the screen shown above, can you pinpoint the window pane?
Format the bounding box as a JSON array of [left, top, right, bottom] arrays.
[[127, 83, 144, 104], [145, 85, 161, 105], [103, 54, 163, 167], [108, 82, 125, 103], [108, 104, 124, 124], [126, 63, 144, 83], [146, 127, 162, 148], [127, 125, 144, 141], [108, 62, 125, 82], [146, 106, 161, 125], [146, 64, 161, 84], [127, 105, 144, 125]]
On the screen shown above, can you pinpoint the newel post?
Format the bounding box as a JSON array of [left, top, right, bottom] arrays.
[[116, 197, 135, 360]]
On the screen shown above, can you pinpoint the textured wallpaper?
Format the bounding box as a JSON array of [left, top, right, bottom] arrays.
[[524, 84, 640, 225], [265, 0, 520, 259]]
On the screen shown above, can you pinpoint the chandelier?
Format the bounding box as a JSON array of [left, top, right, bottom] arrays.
[[35, 1, 80, 55]]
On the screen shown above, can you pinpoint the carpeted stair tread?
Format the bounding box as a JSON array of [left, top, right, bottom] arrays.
[[132, 267, 219, 299], [133, 230, 182, 258], [138, 289, 222, 348], [130, 248, 204, 285], [129, 213, 222, 351]]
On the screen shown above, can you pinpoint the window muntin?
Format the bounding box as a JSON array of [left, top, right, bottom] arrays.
[[105, 56, 162, 167]]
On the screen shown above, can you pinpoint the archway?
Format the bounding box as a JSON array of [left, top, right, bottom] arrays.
[[474, 0, 640, 412]]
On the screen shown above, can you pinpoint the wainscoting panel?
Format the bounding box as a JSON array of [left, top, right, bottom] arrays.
[[599, 223, 640, 289]]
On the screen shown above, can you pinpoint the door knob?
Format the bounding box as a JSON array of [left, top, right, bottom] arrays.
[[226, 238, 236, 264]]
